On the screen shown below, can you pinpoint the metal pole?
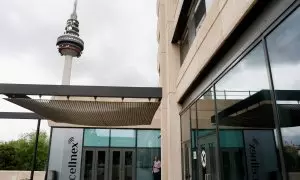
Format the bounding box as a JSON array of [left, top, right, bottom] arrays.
[[44, 127, 53, 180], [30, 119, 41, 180]]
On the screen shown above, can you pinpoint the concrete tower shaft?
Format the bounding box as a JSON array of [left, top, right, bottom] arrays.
[[56, 0, 84, 85]]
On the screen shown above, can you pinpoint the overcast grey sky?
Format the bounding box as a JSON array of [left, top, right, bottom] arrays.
[[0, 0, 158, 141]]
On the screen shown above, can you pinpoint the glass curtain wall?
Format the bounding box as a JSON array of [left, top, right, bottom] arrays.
[[181, 88, 218, 180], [180, 3, 300, 180], [266, 6, 300, 179], [136, 130, 161, 180], [215, 43, 281, 180], [195, 89, 218, 180], [82, 129, 161, 180]]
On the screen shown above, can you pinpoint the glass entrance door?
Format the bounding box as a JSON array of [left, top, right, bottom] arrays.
[[81, 148, 109, 180], [110, 149, 136, 180], [197, 133, 217, 180]]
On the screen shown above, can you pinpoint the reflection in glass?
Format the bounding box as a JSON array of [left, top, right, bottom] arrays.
[[267, 7, 300, 178], [84, 129, 110, 147], [181, 109, 192, 180], [84, 150, 94, 180], [196, 89, 217, 180], [180, 88, 218, 180], [97, 151, 106, 180], [124, 151, 133, 180], [137, 148, 161, 180], [111, 130, 136, 147], [112, 151, 121, 180], [191, 103, 198, 180], [180, 0, 207, 63], [137, 130, 161, 147], [215, 43, 281, 180]]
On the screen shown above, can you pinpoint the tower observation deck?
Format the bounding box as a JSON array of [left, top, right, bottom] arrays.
[[56, 0, 84, 85]]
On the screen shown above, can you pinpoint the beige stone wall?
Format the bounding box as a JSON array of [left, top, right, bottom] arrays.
[[0, 171, 45, 180], [157, 0, 182, 180], [157, 0, 258, 180], [175, 0, 257, 102]]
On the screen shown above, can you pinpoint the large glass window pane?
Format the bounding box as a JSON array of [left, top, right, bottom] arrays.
[[181, 108, 191, 180], [194, 89, 218, 180], [267, 7, 300, 179], [136, 148, 161, 180], [110, 129, 136, 147], [215, 43, 282, 180], [84, 129, 110, 147], [137, 130, 161, 147]]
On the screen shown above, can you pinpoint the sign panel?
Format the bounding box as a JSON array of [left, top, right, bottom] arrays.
[[244, 130, 278, 180], [48, 128, 83, 180]]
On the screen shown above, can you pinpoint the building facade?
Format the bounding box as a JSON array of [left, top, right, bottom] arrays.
[[46, 105, 162, 180], [47, 127, 161, 180], [157, 0, 300, 180]]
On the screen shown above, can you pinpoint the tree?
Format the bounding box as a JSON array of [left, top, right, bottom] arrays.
[[0, 143, 18, 170], [0, 130, 49, 170]]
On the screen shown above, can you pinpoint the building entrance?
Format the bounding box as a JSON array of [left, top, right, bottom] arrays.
[[81, 148, 136, 180]]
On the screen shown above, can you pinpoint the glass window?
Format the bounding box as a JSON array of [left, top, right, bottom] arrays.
[[180, 109, 191, 180], [267, 7, 300, 178], [219, 130, 243, 148], [194, 89, 218, 180], [180, 0, 208, 64], [84, 129, 110, 147], [215, 43, 282, 180], [110, 129, 136, 147], [137, 130, 161, 147], [136, 148, 161, 180]]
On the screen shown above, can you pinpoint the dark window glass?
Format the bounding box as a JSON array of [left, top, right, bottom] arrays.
[[110, 129, 136, 147], [124, 151, 134, 180], [194, 0, 206, 28], [84, 129, 110, 147], [84, 150, 94, 180], [180, 30, 190, 64], [267, 7, 300, 178], [215, 43, 282, 180], [137, 130, 161, 147], [97, 151, 106, 180], [180, 0, 208, 64], [136, 148, 161, 180], [112, 151, 121, 180]]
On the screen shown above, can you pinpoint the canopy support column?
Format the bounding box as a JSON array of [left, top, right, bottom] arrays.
[[30, 119, 41, 180]]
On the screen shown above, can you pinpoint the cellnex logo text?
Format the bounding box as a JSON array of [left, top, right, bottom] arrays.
[[249, 138, 260, 180], [68, 137, 79, 180]]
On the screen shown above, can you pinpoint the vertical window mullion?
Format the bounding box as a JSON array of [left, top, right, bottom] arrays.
[[213, 85, 222, 180], [262, 37, 288, 180]]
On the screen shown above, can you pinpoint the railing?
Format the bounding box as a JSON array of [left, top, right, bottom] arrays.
[[203, 90, 259, 100]]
